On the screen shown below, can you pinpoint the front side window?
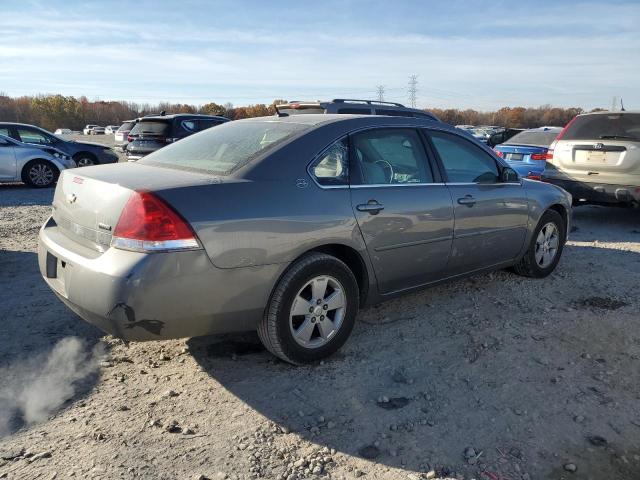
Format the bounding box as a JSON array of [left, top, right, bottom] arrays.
[[351, 128, 432, 185], [429, 130, 499, 184], [310, 138, 349, 186], [17, 128, 52, 145]]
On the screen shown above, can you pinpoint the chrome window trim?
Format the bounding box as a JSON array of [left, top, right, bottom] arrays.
[[350, 182, 446, 189]]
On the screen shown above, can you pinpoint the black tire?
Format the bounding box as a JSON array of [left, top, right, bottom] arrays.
[[258, 252, 359, 365], [21, 160, 59, 188], [514, 210, 565, 278], [74, 153, 97, 167]]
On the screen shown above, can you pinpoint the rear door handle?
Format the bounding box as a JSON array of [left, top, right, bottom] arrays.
[[457, 195, 476, 206], [356, 201, 384, 215]]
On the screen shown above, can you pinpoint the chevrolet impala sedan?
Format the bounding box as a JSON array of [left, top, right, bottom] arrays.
[[38, 115, 572, 364]]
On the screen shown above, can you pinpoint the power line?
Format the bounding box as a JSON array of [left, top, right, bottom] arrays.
[[407, 75, 418, 108], [376, 85, 385, 102]]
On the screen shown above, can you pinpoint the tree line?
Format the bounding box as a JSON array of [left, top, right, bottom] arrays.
[[0, 93, 603, 132]]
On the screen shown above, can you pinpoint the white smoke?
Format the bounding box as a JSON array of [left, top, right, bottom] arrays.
[[0, 337, 104, 437]]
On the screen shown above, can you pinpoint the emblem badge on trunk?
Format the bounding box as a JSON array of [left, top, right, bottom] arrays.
[[66, 193, 77, 204]]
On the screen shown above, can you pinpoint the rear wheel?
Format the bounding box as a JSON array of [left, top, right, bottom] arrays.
[[514, 210, 565, 278], [258, 253, 359, 364], [74, 154, 96, 167], [22, 160, 58, 188]]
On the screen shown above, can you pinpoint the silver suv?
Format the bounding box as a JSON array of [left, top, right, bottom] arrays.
[[275, 99, 439, 120], [543, 111, 640, 206]]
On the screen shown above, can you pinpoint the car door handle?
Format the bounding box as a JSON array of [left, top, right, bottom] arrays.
[[457, 195, 476, 206], [356, 201, 384, 214]]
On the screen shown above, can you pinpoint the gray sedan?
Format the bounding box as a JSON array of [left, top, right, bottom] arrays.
[[0, 134, 76, 187], [38, 115, 572, 363]]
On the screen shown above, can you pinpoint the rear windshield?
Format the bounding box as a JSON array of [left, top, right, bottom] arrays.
[[130, 120, 170, 135], [562, 113, 640, 141], [505, 130, 561, 147], [140, 120, 310, 175], [117, 121, 135, 132]]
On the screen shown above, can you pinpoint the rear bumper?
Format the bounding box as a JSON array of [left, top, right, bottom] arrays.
[[38, 219, 284, 341], [542, 177, 640, 204]]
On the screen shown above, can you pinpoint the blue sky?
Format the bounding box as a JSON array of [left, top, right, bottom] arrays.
[[1, 0, 638, 110]]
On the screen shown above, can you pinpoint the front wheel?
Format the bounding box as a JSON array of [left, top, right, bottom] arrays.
[[258, 253, 359, 364], [75, 155, 96, 167], [22, 160, 58, 188], [514, 210, 565, 278]]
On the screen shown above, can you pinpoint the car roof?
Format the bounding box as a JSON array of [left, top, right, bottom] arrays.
[[578, 110, 640, 116], [239, 113, 445, 129]]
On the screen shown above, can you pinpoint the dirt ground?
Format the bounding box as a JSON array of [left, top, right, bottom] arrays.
[[1, 182, 639, 480]]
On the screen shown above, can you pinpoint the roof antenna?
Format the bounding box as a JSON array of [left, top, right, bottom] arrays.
[[620, 98, 625, 112]]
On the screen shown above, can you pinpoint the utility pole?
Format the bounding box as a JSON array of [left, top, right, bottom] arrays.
[[376, 85, 385, 102], [408, 75, 418, 108]]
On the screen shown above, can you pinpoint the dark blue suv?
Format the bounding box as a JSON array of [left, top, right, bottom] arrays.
[[0, 122, 119, 167], [126, 113, 229, 161]]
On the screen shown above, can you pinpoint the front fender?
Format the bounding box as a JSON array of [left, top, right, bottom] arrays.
[[522, 179, 572, 246]]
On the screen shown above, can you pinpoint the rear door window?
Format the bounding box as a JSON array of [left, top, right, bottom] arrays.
[[428, 130, 499, 184], [351, 128, 433, 185], [562, 113, 640, 141]]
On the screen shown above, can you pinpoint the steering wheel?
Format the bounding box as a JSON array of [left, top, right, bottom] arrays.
[[375, 160, 394, 183]]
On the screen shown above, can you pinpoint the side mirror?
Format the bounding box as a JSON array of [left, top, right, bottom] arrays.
[[501, 167, 519, 183], [488, 133, 502, 146]]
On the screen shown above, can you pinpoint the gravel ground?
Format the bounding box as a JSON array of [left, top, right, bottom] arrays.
[[1, 184, 639, 480]]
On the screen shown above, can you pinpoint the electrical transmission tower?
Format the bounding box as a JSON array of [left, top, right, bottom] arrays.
[[408, 75, 418, 108], [376, 85, 385, 102]]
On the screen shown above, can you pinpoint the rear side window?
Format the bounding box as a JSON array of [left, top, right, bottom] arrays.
[[562, 113, 640, 141], [375, 109, 413, 117], [197, 119, 223, 131], [505, 130, 561, 147], [337, 108, 372, 115], [429, 130, 499, 184], [310, 138, 349, 186], [351, 128, 433, 185], [130, 121, 170, 135], [141, 121, 310, 175]]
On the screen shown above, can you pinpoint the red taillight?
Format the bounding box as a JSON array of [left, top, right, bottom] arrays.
[[127, 135, 134, 142], [111, 191, 199, 251], [530, 152, 553, 161], [526, 173, 542, 181], [494, 149, 504, 158]]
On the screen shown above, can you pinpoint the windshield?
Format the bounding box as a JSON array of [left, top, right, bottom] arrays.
[[562, 113, 640, 141], [505, 129, 561, 147], [140, 120, 310, 175], [130, 120, 170, 135]]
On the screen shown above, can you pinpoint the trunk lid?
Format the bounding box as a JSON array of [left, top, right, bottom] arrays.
[[51, 163, 219, 252]]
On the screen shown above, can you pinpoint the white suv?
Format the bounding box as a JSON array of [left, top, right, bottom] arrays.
[[543, 111, 640, 206]]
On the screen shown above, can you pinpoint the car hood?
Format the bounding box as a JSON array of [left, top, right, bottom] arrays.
[[68, 140, 110, 149]]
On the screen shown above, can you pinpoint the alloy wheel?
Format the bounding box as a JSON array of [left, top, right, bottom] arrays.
[[535, 222, 559, 268], [28, 163, 54, 186], [289, 275, 346, 348]]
